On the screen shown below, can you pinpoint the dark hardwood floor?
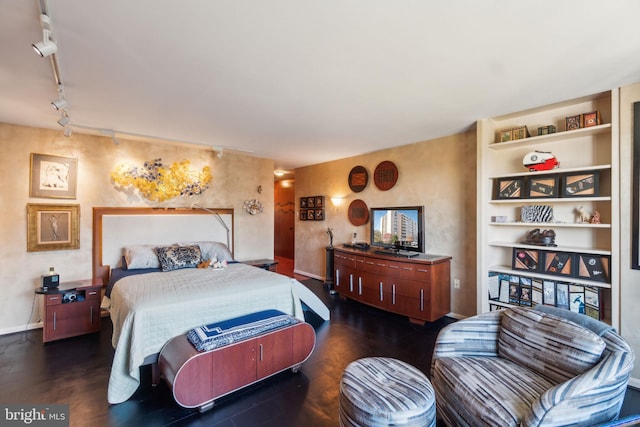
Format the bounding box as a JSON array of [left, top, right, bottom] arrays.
[[1, 279, 638, 427]]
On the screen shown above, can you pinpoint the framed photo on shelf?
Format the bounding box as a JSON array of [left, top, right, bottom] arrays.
[[512, 248, 540, 272], [542, 251, 574, 277], [26, 203, 80, 252], [575, 253, 610, 283], [29, 153, 78, 199], [499, 129, 512, 142], [562, 172, 599, 197], [528, 175, 559, 198], [495, 177, 524, 199]]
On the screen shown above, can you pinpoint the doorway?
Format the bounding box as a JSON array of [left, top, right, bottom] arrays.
[[274, 179, 295, 275]]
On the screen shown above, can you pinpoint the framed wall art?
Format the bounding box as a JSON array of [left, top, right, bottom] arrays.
[[494, 177, 524, 199], [299, 196, 324, 221], [26, 203, 80, 252], [30, 153, 78, 199], [528, 175, 559, 198], [633, 101, 640, 269], [562, 172, 599, 197]]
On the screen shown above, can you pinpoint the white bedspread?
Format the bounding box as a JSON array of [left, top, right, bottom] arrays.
[[105, 263, 304, 404]]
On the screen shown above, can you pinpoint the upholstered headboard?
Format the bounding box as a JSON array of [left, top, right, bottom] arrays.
[[92, 207, 234, 285]]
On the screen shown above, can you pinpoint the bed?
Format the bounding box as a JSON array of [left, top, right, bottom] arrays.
[[92, 207, 328, 405]]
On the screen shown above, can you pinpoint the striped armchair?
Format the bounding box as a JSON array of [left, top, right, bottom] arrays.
[[431, 306, 634, 427]]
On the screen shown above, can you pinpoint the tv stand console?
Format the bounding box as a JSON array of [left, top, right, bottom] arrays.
[[334, 246, 451, 323]]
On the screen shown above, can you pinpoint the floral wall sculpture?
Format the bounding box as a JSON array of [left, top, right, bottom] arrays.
[[111, 158, 212, 202]]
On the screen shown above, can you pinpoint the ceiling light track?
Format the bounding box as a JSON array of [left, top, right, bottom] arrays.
[[34, 0, 71, 136]]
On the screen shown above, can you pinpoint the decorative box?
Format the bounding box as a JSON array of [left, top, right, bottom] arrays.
[[565, 114, 583, 130], [512, 126, 530, 140], [575, 253, 610, 283], [542, 251, 574, 277], [512, 248, 540, 272], [583, 110, 601, 128], [537, 125, 557, 135]]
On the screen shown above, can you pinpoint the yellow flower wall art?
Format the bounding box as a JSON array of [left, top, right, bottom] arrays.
[[111, 158, 212, 202]]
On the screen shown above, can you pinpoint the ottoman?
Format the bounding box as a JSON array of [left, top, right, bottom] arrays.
[[339, 357, 436, 427]]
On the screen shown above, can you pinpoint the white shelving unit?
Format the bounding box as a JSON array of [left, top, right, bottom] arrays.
[[477, 90, 620, 328]]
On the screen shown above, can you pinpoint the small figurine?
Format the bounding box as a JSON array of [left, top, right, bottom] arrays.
[[590, 210, 601, 224], [326, 227, 334, 248], [575, 206, 589, 223]]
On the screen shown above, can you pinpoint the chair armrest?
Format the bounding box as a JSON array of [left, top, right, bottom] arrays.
[[432, 310, 502, 361], [524, 330, 635, 426]]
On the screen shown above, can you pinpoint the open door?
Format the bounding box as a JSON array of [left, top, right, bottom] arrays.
[[274, 180, 294, 260]]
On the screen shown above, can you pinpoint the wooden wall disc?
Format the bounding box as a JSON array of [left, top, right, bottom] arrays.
[[374, 161, 398, 191], [348, 166, 369, 193], [348, 199, 369, 226]]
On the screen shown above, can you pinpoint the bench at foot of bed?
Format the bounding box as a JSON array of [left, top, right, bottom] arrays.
[[158, 311, 316, 412]]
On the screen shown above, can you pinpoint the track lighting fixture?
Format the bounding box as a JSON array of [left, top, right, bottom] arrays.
[[57, 112, 70, 127], [51, 98, 68, 110], [32, 15, 57, 57], [63, 126, 72, 137]]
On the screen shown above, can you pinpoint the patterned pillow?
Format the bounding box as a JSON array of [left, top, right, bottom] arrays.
[[154, 245, 202, 272], [124, 245, 161, 269], [178, 241, 233, 262], [498, 307, 606, 384]]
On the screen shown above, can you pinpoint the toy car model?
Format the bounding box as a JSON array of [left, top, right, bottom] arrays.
[[523, 151, 559, 172]]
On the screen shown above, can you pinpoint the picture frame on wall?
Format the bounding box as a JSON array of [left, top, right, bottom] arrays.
[[29, 153, 78, 199], [495, 177, 524, 199], [528, 175, 559, 198], [26, 203, 80, 252], [562, 172, 599, 197]]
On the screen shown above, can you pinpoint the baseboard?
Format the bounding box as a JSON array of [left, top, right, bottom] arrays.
[[293, 269, 323, 281], [445, 312, 466, 320], [0, 321, 42, 337]]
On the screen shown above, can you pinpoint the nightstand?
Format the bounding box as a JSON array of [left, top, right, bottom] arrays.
[[35, 278, 102, 343], [242, 259, 279, 272]]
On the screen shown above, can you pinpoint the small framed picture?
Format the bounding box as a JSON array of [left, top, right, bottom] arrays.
[[512, 126, 530, 140], [300, 197, 308, 208], [565, 114, 583, 130], [528, 175, 559, 198], [542, 252, 574, 277], [27, 203, 80, 252], [499, 129, 512, 142], [556, 282, 569, 308], [315, 196, 324, 208], [495, 177, 524, 199], [307, 209, 315, 220], [562, 172, 599, 197], [583, 110, 601, 128], [575, 253, 610, 283], [307, 197, 315, 208], [315, 209, 324, 221], [543, 280, 556, 306], [512, 248, 540, 272], [30, 153, 78, 199], [299, 210, 307, 220]]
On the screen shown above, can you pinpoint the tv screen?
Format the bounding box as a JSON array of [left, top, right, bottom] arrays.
[[370, 206, 424, 253]]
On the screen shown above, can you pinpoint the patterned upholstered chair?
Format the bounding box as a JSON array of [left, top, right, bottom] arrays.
[[431, 306, 634, 427]]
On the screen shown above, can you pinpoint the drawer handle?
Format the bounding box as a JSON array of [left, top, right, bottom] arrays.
[[336, 269, 340, 286], [417, 268, 429, 273], [392, 285, 396, 304], [53, 312, 56, 330], [358, 277, 362, 295], [349, 274, 353, 292], [379, 282, 383, 301], [420, 289, 424, 312], [389, 265, 399, 269], [49, 296, 60, 301], [259, 343, 264, 361], [402, 267, 413, 271], [88, 291, 97, 296]]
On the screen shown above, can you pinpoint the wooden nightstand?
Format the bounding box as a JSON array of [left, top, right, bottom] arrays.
[[242, 259, 279, 272], [35, 278, 102, 343]]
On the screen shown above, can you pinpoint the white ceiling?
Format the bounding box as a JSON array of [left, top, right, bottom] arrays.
[[2, 1, 640, 173]]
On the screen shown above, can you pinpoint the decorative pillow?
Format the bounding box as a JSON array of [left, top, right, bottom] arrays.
[[124, 245, 161, 269], [498, 307, 605, 384], [154, 245, 202, 272], [178, 241, 233, 262]]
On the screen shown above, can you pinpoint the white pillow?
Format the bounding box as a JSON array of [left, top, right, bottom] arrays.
[[178, 241, 233, 262], [123, 245, 161, 269]]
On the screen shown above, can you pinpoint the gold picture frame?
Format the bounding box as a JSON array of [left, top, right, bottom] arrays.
[[29, 153, 78, 199], [27, 204, 80, 252]]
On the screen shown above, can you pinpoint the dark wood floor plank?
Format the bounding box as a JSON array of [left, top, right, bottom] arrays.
[[0, 279, 638, 426]]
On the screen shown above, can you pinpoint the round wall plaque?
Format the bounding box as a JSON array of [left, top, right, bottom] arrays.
[[348, 199, 369, 226], [374, 161, 398, 191], [348, 166, 368, 193]]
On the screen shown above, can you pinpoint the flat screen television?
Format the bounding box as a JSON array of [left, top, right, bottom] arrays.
[[370, 206, 424, 254]]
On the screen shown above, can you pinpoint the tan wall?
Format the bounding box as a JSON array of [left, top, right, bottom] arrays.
[[619, 82, 640, 384], [294, 131, 478, 317], [0, 123, 275, 334]]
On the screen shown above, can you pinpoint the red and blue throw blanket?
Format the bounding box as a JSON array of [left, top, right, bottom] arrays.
[[187, 309, 299, 352]]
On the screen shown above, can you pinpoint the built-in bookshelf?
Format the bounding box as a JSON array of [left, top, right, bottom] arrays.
[[477, 90, 620, 328]]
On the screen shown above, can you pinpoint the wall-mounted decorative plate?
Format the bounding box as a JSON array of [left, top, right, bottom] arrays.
[[348, 166, 369, 193], [374, 161, 398, 191], [348, 199, 369, 226]]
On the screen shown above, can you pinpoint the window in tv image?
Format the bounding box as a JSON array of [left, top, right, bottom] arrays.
[[370, 206, 424, 253]]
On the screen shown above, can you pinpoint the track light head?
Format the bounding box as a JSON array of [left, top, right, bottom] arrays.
[[51, 98, 68, 110], [57, 113, 70, 127], [63, 126, 72, 137], [32, 38, 57, 57]]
